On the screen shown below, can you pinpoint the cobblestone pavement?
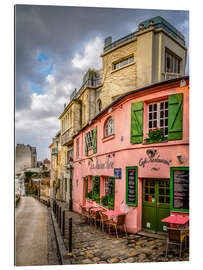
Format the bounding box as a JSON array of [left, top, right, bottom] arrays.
[[63, 211, 189, 264]]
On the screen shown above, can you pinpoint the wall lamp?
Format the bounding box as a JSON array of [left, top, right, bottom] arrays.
[[176, 153, 183, 164]]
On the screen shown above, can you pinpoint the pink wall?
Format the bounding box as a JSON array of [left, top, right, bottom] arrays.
[[73, 80, 189, 233]]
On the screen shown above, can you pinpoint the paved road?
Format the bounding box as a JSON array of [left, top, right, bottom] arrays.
[[15, 196, 48, 266]]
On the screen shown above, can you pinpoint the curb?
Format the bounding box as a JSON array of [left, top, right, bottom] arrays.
[[51, 210, 72, 265]]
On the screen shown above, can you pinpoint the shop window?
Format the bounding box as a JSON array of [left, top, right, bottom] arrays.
[[113, 55, 134, 70], [148, 100, 168, 137], [104, 117, 114, 137], [101, 177, 115, 209], [165, 49, 181, 73]]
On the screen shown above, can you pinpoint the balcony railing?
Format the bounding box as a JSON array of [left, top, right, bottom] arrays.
[[162, 72, 182, 81], [61, 129, 71, 145], [70, 78, 102, 101]]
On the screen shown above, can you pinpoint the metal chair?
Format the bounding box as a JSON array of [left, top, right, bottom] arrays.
[[165, 227, 186, 258], [80, 205, 90, 224], [100, 212, 110, 232], [90, 210, 101, 227], [108, 214, 127, 239]]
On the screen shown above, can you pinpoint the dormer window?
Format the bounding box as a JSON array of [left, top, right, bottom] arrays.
[[165, 49, 180, 74]]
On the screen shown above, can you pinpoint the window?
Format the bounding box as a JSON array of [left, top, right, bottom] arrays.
[[104, 177, 109, 195], [97, 99, 102, 112], [105, 117, 114, 137], [148, 100, 168, 136], [113, 55, 134, 70], [165, 50, 180, 73], [76, 138, 80, 158], [86, 130, 94, 149]]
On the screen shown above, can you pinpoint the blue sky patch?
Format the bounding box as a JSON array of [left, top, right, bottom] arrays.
[[37, 52, 48, 63], [30, 83, 44, 95]]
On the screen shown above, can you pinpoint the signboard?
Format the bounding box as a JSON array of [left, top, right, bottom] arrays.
[[171, 168, 189, 211], [126, 167, 138, 206], [114, 168, 122, 179]]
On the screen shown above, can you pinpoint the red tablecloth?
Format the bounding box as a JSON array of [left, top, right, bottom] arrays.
[[104, 210, 124, 218], [162, 216, 189, 225]]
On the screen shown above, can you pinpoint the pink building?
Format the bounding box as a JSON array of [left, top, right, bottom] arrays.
[[73, 76, 189, 234]]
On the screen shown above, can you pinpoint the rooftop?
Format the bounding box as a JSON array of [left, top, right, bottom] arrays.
[[103, 16, 185, 52]]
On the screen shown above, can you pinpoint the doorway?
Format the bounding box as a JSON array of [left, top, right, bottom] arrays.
[[142, 179, 170, 233]]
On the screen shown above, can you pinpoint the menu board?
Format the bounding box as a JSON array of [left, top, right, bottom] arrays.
[[173, 170, 189, 210], [108, 177, 114, 196], [127, 168, 137, 205], [94, 176, 100, 193]]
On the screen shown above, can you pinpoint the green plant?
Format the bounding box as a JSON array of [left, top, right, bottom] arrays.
[[148, 128, 164, 141], [87, 190, 92, 199], [101, 195, 108, 206]]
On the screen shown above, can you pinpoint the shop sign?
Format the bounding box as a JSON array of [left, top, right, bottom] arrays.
[[89, 157, 114, 170], [114, 168, 122, 179], [139, 149, 172, 170]]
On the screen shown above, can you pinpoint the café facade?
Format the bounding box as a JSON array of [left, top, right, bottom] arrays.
[[72, 76, 189, 234]]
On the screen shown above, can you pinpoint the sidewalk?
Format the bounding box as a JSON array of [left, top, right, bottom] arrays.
[[62, 210, 189, 264]]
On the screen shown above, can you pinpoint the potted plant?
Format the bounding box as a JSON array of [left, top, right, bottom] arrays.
[[148, 128, 164, 142], [101, 195, 109, 206], [87, 190, 92, 200]]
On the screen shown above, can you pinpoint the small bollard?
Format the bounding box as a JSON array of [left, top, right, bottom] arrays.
[[67, 217, 73, 257]]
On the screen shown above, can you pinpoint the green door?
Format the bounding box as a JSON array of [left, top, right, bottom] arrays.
[[142, 179, 170, 233]]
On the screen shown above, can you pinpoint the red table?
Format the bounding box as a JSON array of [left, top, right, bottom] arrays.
[[162, 216, 189, 225], [104, 210, 124, 219]]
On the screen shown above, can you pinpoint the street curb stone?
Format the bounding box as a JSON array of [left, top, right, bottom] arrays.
[[51, 210, 72, 265]]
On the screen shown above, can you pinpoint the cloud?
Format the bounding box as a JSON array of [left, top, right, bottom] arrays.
[[72, 37, 103, 71]]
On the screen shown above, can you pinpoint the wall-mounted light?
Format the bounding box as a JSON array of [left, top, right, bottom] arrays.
[[112, 153, 115, 157], [176, 153, 183, 164]]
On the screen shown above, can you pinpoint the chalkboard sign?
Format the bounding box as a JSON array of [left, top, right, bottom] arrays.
[[126, 166, 138, 206], [94, 176, 100, 193], [171, 168, 189, 211]]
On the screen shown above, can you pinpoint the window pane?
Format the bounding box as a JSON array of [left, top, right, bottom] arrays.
[[165, 110, 168, 117], [160, 111, 164, 118], [149, 121, 152, 128], [165, 119, 168, 126], [153, 112, 157, 119], [153, 104, 157, 111], [160, 102, 164, 110], [149, 104, 152, 112], [149, 113, 152, 120], [165, 127, 168, 136], [160, 119, 164, 126], [153, 120, 157, 128]]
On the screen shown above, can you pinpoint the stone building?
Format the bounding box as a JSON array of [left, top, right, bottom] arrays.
[[51, 16, 187, 209], [16, 144, 37, 173]]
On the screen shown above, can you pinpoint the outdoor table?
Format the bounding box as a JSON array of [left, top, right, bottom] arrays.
[[104, 210, 125, 220], [162, 216, 189, 226]]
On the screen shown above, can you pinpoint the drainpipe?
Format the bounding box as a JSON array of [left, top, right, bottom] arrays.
[[69, 164, 73, 211]]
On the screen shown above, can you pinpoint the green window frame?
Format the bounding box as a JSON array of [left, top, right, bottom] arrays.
[[85, 176, 88, 198], [126, 166, 138, 206], [84, 126, 97, 156], [170, 167, 189, 213]]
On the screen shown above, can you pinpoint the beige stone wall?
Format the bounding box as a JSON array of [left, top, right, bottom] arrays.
[[78, 89, 89, 127], [100, 40, 137, 108], [136, 29, 154, 89]]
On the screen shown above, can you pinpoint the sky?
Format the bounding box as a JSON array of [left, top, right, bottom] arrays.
[[15, 5, 189, 160]]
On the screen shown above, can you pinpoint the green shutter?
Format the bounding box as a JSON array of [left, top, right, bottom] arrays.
[[85, 133, 88, 156], [92, 176, 100, 203], [168, 93, 183, 140], [85, 176, 88, 198], [108, 177, 115, 210], [131, 101, 144, 144], [93, 126, 97, 154]]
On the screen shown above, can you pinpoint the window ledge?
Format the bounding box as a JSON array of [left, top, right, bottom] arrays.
[[143, 138, 168, 145], [102, 134, 115, 143], [111, 62, 135, 74]]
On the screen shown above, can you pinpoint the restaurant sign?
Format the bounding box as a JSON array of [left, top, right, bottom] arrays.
[[139, 149, 172, 170], [90, 157, 114, 170]]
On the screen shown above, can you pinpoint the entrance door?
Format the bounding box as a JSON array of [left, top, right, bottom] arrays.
[[142, 179, 170, 233]]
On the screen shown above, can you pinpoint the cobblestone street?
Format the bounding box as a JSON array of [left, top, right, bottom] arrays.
[[63, 211, 189, 264]]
